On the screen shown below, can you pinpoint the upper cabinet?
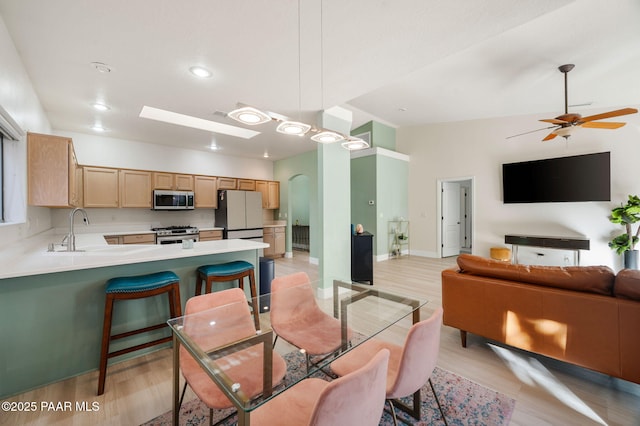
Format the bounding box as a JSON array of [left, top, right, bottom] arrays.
[[194, 175, 218, 208], [119, 169, 152, 208], [27, 132, 82, 207], [256, 180, 280, 209], [217, 177, 237, 190], [83, 167, 119, 208], [152, 172, 194, 191], [237, 179, 256, 191]]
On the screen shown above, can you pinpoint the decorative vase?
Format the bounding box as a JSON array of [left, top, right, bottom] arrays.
[[623, 250, 639, 269]]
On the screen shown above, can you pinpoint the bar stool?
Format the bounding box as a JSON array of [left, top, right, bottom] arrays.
[[98, 271, 182, 395], [196, 260, 260, 329]]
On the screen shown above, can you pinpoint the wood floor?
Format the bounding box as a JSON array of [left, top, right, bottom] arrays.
[[2, 252, 639, 426]]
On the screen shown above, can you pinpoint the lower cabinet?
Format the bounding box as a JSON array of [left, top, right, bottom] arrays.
[[199, 230, 223, 241], [263, 226, 285, 258], [104, 233, 156, 245]]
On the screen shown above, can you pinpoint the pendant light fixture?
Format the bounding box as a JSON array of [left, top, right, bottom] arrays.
[[311, 130, 344, 143], [342, 138, 369, 150], [228, 106, 272, 125], [276, 120, 311, 136]]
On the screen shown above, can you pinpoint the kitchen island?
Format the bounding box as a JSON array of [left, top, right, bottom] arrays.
[[0, 232, 268, 398]]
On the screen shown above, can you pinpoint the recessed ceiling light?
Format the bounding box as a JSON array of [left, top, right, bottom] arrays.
[[92, 102, 110, 111], [90, 62, 111, 73], [228, 107, 272, 125], [342, 138, 370, 150], [91, 124, 106, 132], [209, 144, 220, 151], [311, 131, 345, 144], [276, 121, 311, 136], [263, 152, 270, 158], [139, 106, 260, 139], [189, 66, 212, 78]]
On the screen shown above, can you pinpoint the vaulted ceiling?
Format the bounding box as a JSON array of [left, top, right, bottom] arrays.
[[1, 0, 639, 160]]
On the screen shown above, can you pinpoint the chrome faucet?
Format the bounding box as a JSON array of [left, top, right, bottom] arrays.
[[67, 208, 90, 251]]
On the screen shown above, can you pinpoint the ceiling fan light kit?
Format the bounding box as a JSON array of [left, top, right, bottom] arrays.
[[509, 64, 637, 141]]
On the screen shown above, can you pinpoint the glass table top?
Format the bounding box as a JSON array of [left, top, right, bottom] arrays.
[[168, 278, 427, 424]]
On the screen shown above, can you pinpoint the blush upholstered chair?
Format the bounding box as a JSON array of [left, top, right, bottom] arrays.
[[179, 288, 287, 426], [251, 348, 390, 426], [330, 307, 447, 426], [270, 272, 352, 372]]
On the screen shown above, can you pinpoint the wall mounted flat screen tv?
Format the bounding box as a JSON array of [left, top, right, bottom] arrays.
[[502, 152, 610, 203]]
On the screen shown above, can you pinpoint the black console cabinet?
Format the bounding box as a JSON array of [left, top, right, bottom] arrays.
[[351, 232, 373, 285]]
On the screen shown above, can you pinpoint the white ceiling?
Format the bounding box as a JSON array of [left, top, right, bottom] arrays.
[[1, 0, 639, 160]]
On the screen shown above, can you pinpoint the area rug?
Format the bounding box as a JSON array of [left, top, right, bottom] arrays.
[[142, 350, 515, 425]]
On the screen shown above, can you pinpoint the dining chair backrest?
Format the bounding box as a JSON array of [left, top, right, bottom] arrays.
[[180, 288, 256, 365], [309, 348, 390, 426], [387, 307, 444, 398], [270, 271, 320, 327]]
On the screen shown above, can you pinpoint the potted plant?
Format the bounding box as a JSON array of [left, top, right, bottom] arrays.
[[608, 194, 640, 269]]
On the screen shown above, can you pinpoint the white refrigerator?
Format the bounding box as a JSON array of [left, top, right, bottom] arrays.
[[215, 190, 264, 240]]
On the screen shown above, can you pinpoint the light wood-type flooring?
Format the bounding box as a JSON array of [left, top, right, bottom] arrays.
[[2, 252, 639, 426]]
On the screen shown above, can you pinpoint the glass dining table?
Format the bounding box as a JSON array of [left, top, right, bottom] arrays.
[[167, 278, 427, 426]]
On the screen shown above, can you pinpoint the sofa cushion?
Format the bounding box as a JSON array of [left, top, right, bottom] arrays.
[[614, 269, 640, 300], [456, 254, 615, 296]]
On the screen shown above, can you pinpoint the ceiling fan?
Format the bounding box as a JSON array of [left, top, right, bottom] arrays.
[[508, 64, 638, 141]]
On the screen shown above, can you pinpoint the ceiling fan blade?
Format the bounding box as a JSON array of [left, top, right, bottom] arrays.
[[540, 118, 568, 124], [506, 125, 559, 139], [579, 108, 638, 123], [542, 132, 558, 141], [580, 121, 627, 129]]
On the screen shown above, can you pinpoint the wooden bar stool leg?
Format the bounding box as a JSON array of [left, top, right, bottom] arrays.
[[98, 294, 115, 395], [195, 272, 203, 296]]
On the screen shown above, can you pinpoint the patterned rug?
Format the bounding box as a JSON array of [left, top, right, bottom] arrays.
[[142, 350, 515, 425]]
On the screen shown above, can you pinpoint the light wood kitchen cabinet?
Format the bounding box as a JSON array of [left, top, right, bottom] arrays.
[[104, 233, 156, 244], [217, 177, 237, 190], [104, 236, 120, 245], [199, 229, 223, 241], [256, 180, 280, 209], [152, 172, 194, 190], [237, 179, 256, 191], [121, 233, 156, 244], [194, 175, 218, 208], [263, 226, 285, 258], [27, 132, 82, 207], [119, 169, 152, 208], [83, 167, 119, 207]]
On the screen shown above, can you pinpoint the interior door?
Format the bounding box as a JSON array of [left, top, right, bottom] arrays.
[[442, 181, 461, 257]]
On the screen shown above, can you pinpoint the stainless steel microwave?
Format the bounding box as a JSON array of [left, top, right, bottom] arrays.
[[153, 190, 195, 210]]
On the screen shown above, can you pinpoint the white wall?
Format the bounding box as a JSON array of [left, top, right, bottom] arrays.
[[397, 108, 640, 271], [0, 15, 52, 244]]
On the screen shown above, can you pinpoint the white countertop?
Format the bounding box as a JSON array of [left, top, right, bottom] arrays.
[[0, 231, 267, 280]]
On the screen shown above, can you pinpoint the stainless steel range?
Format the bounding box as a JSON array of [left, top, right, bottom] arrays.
[[152, 226, 199, 244]]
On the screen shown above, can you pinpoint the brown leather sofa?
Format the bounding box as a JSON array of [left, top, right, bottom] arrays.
[[442, 253, 640, 384]]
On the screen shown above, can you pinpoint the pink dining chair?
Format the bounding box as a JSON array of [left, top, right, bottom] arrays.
[[330, 307, 447, 426], [251, 348, 390, 426], [270, 272, 352, 372], [179, 288, 287, 426]]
